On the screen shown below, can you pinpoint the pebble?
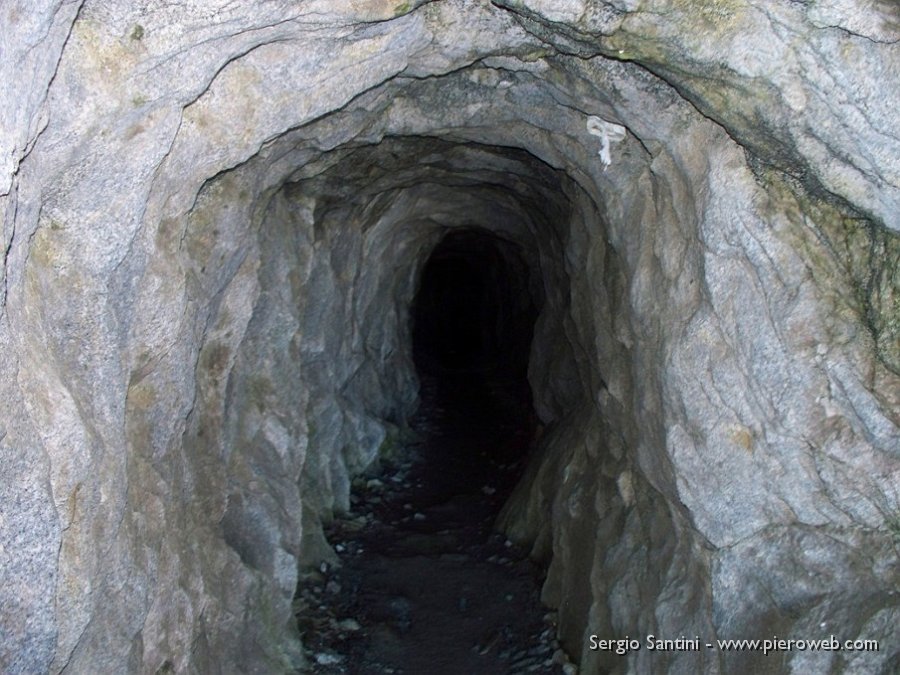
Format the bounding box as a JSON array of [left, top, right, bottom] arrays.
[[552, 649, 567, 664], [338, 618, 361, 631], [315, 652, 343, 665], [413, 512, 427, 521], [510, 654, 536, 668]]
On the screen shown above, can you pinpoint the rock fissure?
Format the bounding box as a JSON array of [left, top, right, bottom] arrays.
[[814, 22, 900, 46]]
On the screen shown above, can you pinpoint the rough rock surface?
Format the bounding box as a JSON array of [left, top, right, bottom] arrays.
[[0, 1, 898, 674]]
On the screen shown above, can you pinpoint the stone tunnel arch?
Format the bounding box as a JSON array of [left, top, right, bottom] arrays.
[[2, 2, 898, 673]]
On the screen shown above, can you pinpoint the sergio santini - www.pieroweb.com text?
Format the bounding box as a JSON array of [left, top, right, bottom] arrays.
[[590, 634, 880, 656]]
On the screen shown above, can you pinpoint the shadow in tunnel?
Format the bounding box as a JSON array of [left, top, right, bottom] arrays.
[[412, 228, 536, 381], [294, 228, 569, 673], [408, 227, 539, 504]]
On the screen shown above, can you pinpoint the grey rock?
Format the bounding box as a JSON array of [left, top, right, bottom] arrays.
[[0, 1, 897, 673]]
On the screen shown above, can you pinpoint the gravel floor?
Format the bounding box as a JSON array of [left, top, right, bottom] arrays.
[[295, 373, 577, 675]]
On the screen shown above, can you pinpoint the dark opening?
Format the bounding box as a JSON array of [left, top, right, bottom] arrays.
[[411, 228, 536, 383], [407, 227, 539, 500]]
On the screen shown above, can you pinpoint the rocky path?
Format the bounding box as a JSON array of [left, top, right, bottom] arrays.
[[295, 374, 576, 674]]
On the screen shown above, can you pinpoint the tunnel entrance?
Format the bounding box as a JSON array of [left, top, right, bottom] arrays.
[[294, 227, 565, 672]]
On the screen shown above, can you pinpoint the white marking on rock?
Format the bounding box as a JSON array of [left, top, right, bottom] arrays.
[[586, 115, 627, 169]]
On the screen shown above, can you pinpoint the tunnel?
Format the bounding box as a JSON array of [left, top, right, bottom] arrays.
[[411, 228, 537, 379], [293, 223, 552, 673], [409, 226, 539, 493], [269, 138, 591, 672], [3, 2, 900, 674], [409, 226, 539, 494]]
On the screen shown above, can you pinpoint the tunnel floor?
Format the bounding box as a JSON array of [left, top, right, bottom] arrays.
[[294, 371, 572, 674]]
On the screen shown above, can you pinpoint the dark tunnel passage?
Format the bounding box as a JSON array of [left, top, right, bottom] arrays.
[[17, 3, 900, 673], [411, 228, 537, 380], [297, 225, 560, 673], [409, 227, 540, 499], [282, 137, 593, 673]]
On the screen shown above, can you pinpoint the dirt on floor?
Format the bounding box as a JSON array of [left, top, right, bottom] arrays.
[[294, 372, 576, 675]]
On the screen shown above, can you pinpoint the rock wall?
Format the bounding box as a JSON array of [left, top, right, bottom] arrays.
[[1, 1, 898, 673]]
